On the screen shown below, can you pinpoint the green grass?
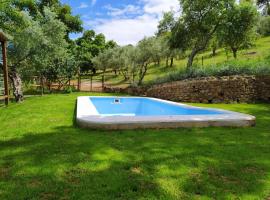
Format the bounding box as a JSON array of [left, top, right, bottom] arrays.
[[144, 36, 270, 83], [0, 93, 270, 199]]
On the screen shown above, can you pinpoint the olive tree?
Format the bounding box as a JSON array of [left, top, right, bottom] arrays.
[[257, 0, 270, 15], [75, 30, 117, 74], [159, 33, 179, 67], [257, 15, 270, 36], [92, 48, 115, 88], [157, 11, 176, 36], [7, 8, 69, 101], [134, 37, 156, 86], [171, 0, 234, 71], [111, 46, 135, 81], [157, 11, 178, 67], [218, 3, 258, 58]]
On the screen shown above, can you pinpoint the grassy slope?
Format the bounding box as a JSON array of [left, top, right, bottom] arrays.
[[104, 36, 270, 86], [0, 93, 270, 199]]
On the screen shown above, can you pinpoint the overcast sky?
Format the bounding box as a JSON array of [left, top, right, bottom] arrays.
[[60, 0, 180, 45]]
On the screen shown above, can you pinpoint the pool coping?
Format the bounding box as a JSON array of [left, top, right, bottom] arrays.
[[76, 96, 256, 130]]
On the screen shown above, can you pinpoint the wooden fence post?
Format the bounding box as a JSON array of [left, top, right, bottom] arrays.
[[40, 76, 44, 96], [90, 75, 93, 92], [201, 56, 204, 66], [2, 41, 9, 106], [77, 68, 81, 91]]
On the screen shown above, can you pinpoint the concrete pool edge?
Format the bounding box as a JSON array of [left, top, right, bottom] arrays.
[[76, 96, 256, 130]]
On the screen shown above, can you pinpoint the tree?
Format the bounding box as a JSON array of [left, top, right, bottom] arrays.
[[171, 0, 234, 71], [150, 36, 163, 66], [55, 4, 83, 36], [7, 8, 69, 101], [0, 0, 26, 32], [92, 48, 115, 88], [157, 11, 176, 36], [76, 30, 117, 73], [257, 16, 270, 36], [1, 1, 81, 101], [4, 11, 40, 101], [111, 45, 136, 81], [157, 12, 178, 67], [218, 3, 258, 58], [257, 0, 270, 15], [12, 0, 83, 38], [105, 40, 118, 49], [135, 37, 156, 85], [160, 33, 178, 67]]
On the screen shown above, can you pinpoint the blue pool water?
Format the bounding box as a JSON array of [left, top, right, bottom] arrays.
[[90, 97, 224, 116]]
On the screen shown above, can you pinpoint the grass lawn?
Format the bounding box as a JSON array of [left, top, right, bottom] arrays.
[[0, 93, 270, 199]]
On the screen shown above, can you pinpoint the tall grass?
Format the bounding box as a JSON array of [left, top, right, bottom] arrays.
[[146, 59, 270, 86]]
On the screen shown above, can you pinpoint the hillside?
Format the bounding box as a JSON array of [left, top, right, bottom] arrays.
[[103, 36, 270, 88]]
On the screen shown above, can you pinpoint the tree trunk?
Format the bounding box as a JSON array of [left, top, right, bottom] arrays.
[[120, 69, 129, 81], [48, 81, 51, 92], [170, 57, 174, 67], [157, 58, 160, 66], [225, 49, 229, 60], [9, 67, 23, 102], [132, 73, 135, 84], [187, 39, 210, 71], [187, 49, 197, 72], [102, 70, 105, 90], [212, 47, 216, 57], [232, 48, 237, 59], [166, 57, 169, 67], [41, 76, 45, 96], [138, 64, 148, 86], [186, 24, 219, 71]]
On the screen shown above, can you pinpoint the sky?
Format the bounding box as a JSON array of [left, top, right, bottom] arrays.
[[60, 0, 180, 45]]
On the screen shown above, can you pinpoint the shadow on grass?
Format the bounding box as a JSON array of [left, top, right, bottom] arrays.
[[73, 99, 77, 127], [0, 125, 269, 199], [0, 104, 269, 199]]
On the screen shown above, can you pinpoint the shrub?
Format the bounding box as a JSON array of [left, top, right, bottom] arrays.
[[146, 60, 270, 86], [64, 85, 76, 94], [257, 16, 270, 36]]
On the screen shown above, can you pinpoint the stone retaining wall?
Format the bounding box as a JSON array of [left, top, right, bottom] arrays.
[[104, 75, 270, 103]]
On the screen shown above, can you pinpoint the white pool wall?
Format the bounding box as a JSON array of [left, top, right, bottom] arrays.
[[76, 96, 256, 130]]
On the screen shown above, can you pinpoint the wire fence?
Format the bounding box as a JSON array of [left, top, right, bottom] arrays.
[[23, 74, 104, 94], [6, 71, 128, 98]]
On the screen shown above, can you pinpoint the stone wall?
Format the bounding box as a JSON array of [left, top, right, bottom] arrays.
[[104, 75, 270, 103], [255, 76, 270, 102]]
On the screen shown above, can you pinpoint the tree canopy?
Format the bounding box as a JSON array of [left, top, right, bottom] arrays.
[[11, 0, 83, 38], [218, 2, 258, 58], [257, 0, 270, 15], [75, 30, 118, 74], [171, 0, 235, 71]]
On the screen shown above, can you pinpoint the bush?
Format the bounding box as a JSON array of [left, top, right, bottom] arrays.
[[64, 85, 76, 94], [257, 16, 270, 36], [146, 60, 270, 86]]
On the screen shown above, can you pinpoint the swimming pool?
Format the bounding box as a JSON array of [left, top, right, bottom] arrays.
[[76, 96, 255, 129]]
